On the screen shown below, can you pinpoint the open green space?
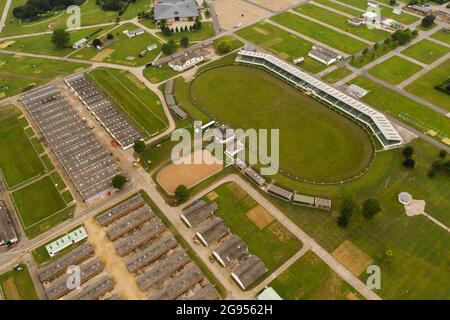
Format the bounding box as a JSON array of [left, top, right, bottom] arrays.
[[158, 21, 215, 42], [0, 53, 86, 99], [294, 3, 389, 42], [264, 138, 450, 299], [173, 77, 211, 122], [205, 182, 302, 273], [213, 35, 243, 55], [349, 76, 450, 137], [271, 251, 363, 299], [321, 67, 353, 83], [4, 25, 116, 57], [405, 59, 450, 112], [88, 68, 168, 138], [235, 22, 328, 74], [401, 39, 449, 64], [0, 265, 39, 300], [430, 29, 450, 45], [11, 176, 74, 238], [368, 56, 422, 85], [143, 64, 179, 83], [271, 12, 367, 54], [0, 105, 46, 188], [190, 66, 374, 182], [71, 23, 161, 66], [312, 0, 363, 17]]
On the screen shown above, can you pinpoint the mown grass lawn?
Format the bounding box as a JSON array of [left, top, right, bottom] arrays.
[[236, 22, 328, 74], [321, 67, 353, 83], [405, 59, 450, 112], [190, 66, 374, 182], [294, 3, 389, 42], [0, 53, 86, 99], [143, 64, 179, 83], [0, 265, 39, 300], [213, 35, 243, 55], [430, 29, 450, 45], [0, 106, 46, 188], [72, 23, 161, 66], [271, 251, 363, 300], [271, 12, 367, 54], [349, 76, 450, 137], [401, 39, 449, 64], [368, 56, 422, 85], [158, 21, 215, 42], [88, 68, 168, 138], [205, 182, 302, 273], [173, 77, 211, 123]]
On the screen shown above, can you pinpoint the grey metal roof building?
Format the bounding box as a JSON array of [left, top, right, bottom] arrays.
[[38, 243, 95, 282], [195, 217, 229, 247], [170, 105, 188, 120], [69, 276, 114, 300], [185, 283, 220, 300], [236, 50, 403, 149], [105, 206, 155, 241], [165, 94, 176, 107], [267, 184, 293, 201], [148, 265, 204, 300], [231, 255, 268, 290], [20, 85, 122, 203], [314, 197, 332, 210], [181, 201, 218, 228], [96, 194, 145, 226], [127, 235, 178, 272], [45, 259, 104, 300], [154, 0, 199, 21], [165, 80, 174, 95], [115, 218, 165, 256], [0, 201, 18, 249], [65, 73, 141, 150], [244, 168, 266, 187], [293, 194, 315, 206], [135, 250, 191, 291], [212, 235, 248, 267]]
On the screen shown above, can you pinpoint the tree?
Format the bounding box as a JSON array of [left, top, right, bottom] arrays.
[[180, 36, 189, 47], [133, 140, 146, 153], [362, 199, 381, 219], [439, 149, 447, 158], [403, 158, 416, 169], [175, 185, 189, 201], [389, 0, 396, 5], [402, 146, 414, 158], [107, 33, 114, 40], [215, 40, 232, 54], [112, 175, 127, 189], [337, 198, 357, 228], [161, 42, 176, 55], [52, 29, 70, 49], [421, 15, 436, 28], [92, 38, 103, 48]]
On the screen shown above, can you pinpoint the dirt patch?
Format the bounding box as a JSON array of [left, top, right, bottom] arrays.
[[0, 41, 15, 49], [246, 205, 274, 229], [83, 218, 146, 300], [156, 150, 223, 194], [207, 191, 218, 201], [91, 48, 115, 62], [347, 292, 360, 300], [332, 240, 373, 276], [278, 52, 290, 60], [226, 183, 248, 200], [253, 27, 269, 35], [2, 278, 20, 300], [405, 199, 426, 217], [261, 37, 283, 48]]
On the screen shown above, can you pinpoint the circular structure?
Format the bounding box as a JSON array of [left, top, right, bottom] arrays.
[[398, 192, 413, 205], [190, 66, 374, 183]]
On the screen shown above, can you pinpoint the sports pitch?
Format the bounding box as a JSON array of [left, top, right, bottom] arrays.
[[190, 66, 374, 183]]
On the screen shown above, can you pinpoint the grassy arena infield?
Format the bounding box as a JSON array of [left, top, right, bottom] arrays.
[[0, 265, 39, 300], [190, 65, 374, 183]]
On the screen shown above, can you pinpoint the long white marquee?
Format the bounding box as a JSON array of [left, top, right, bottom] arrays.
[[236, 50, 404, 149]]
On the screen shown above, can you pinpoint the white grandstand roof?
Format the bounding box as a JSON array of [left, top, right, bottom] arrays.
[[236, 50, 403, 147]]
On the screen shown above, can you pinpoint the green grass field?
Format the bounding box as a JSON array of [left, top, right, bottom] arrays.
[[71, 23, 161, 66], [294, 3, 389, 42], [158, 21, 215, 42], [4, 25, 116, 57], [0, 106, 46, 188], [143, 64, 179, 83], [430, 29, 450, 45], [405, 59, 450, 112], [271, 12, 367, 54], [88, 68, 168, 138], [190, 66, 374, 182], [213, 35, 243, 55], [0, 265, 39, 300], [235, 22, 328, 74], [321, 67, 353, 83], [349, 76, 450, 137], [401, 39, 449, 64], [0, 53, 86, 99], [205, 182, 302, 273], [271, 251, 363, 300], [368, 56, 422, 85], [12, 176, 74, 238], [173, 77, 211, 122]]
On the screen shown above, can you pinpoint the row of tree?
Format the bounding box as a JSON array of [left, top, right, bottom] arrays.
[[13, 0, 84, 21], [337, 197, 382, 228]]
